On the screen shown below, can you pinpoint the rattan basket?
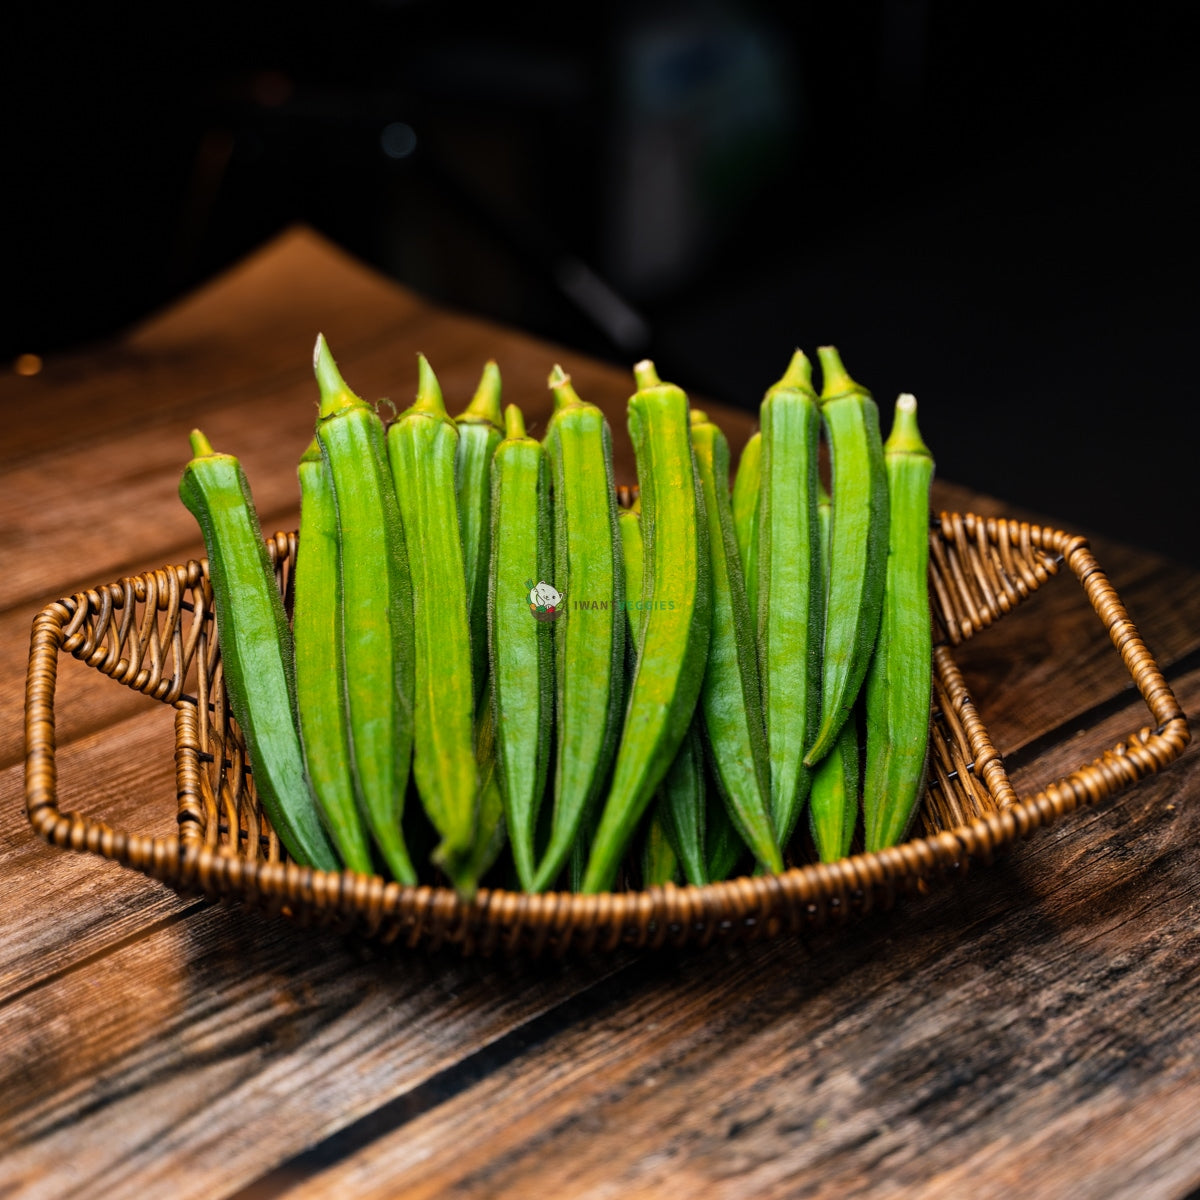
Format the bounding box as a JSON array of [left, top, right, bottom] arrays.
[[24, 512, 1189, 956]]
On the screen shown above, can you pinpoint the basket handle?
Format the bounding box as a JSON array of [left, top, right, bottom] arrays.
[[938, 515, 1189, 831], [24, 599, 189, 885]]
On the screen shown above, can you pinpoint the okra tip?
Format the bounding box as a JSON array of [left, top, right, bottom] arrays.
[[188, 428, 215, 458], [816, 344, 866, 401], [461, 359, 503, 425], [633, 359, 662, 390], [300, 435, 322, 464], [769, 348, 814, 396], [503, 403, 527, 440], [689, 408, 710, 426], [413, 353, 447, 415], [548, 364, 585, 412], [885, 393, 932, 457], [312, 333, 361, 418]]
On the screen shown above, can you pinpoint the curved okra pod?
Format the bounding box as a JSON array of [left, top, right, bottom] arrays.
[[455, 361, 504, 700], [294, 437, 374, 873], [386, 354, 478, 886], [731, 430, 762, 624], [624, 494, 708, 887], [313, 335, 416, 883], [581, 359, 711, 894], [805, 345, 889, 766], [863, 393, 934, 851], [809, 482, 860, 862], [531, 368, 626, 892], [689, 412, 782, 874], [757, 350, 824, 850], [487, 403, 554, 891], [180, 430, 338, 871]]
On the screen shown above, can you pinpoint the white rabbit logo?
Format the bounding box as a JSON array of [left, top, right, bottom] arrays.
[[526, 579, 563, 622]]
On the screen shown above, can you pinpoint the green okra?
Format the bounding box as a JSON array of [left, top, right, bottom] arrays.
[[641, 815, 681, 887], [464, 675, 508, 886], [622, 501, 683, 890], [581, 359, 711, 894], [455, 361, 504, 700], [653, 718, 709, 886], [689, 411, 782, 875], [757, 349, 823, 850], [805, 345, 889, 767], [487, 403, 553, 891], [386, 354, 478, 884], [293, 437, 374, 874], [623, 494, 707, 887], [180, 429, 338, 871], [313, 335, 416, 884], [863, 393, 935, 852], [705, 784, 745, 882], [809, 482, 859, 862], [531, 367, 626, 892], [731, 430, 762, 624]]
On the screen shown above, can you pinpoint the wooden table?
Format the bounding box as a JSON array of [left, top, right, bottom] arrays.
[[4, 228, 1198, 1200]]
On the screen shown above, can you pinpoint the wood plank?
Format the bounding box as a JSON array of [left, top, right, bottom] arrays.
[[0, 902, 631, 1199], [0, 706, 190, 1003], [271, 666, 1200, 1200]]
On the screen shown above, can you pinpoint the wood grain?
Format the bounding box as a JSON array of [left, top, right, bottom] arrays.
[[0, 906, 631, 1198]]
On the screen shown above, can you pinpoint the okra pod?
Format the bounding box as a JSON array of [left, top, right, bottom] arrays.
[[731, 430, 762, 624], [313, 335, 416, 884], [757, 350, 823, 850], [179, 430, 338, 871], [705, 785, 745, 882], [624, 504, 681, 890], [641, 817, 680, 887], [531, 367, 626, 892], [809, 482, 859, 862], [386, 354, 478, 881], [464, 676, 508, 886], [487, 403, 553, 891], [293, 437, 374, 873], [455, 361, 504, 700], [805, 345, 889, 767], [863, 393, 934, 851], [625, 495, 707, 887], [581, 360, 711, 894], [653, 719, 709, 886], [689, 412, 782, 874]]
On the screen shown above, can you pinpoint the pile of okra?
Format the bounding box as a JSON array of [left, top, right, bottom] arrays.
[[180, 336, 934, 898]]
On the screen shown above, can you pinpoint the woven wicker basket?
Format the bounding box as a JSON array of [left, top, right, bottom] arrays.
[[24, 512, 1189, 956]]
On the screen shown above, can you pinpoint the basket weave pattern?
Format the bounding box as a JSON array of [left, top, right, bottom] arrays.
[[24, 514, 1189, 955]]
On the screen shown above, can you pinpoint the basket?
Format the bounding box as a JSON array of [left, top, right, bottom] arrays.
[[24, 513, 1189, 956]]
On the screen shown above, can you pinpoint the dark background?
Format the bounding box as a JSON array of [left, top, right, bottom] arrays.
[[7, 2, 1198, 566]]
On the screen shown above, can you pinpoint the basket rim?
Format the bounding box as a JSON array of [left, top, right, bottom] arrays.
[[24, 512, 1191, 953]]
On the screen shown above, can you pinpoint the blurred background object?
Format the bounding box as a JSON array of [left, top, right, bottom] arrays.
[[7, 0, 1198, 564]]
